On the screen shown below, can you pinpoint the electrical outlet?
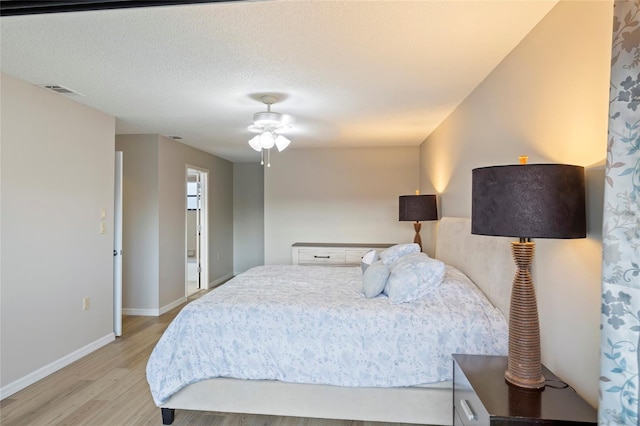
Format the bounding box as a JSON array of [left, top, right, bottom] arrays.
[[82, 297, 90, 311]]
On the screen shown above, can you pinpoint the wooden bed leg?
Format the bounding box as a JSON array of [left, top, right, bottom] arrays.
[[161, 408, 175, 425]]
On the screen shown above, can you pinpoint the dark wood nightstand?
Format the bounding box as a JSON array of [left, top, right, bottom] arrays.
[[453, 354, 597, 425]]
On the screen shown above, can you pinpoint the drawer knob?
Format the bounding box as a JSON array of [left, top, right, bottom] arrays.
[[460, 399, 476, 421], [314, 255, 330, 259]]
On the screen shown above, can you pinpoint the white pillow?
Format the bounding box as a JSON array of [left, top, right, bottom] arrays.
[[362, 260, 390, 298], [384, 252, 445, 304], [361, 249, 380, 273], [379, 243, 421, 266]]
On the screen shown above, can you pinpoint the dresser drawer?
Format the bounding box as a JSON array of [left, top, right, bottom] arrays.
[[297, 249, 346, 265], [345, 248, 372, 265], [292, 243, 395, 266]]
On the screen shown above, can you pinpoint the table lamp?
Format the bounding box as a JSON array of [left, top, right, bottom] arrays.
[[399, 191, 438, 251], [471, 161, 586, 389]]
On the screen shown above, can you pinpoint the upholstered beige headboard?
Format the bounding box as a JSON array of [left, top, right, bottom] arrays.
[[435, 217, 514, 322]]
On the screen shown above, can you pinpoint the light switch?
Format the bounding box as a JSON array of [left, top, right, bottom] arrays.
[[100, 222, 106, 234], [100, 208, 106, 220]]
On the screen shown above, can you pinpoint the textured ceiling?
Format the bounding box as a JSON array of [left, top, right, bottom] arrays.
[[0, 0, 557, 162]]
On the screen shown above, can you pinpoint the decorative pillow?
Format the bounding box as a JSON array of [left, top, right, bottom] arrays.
[[362, 260, 390, 298], [379, 243, 421, 266], [360, 249, 380, 273], [384, 253, 445, 304]]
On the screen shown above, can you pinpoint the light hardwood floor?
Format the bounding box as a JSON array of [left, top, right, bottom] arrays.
[[0, 290, 416, 426]]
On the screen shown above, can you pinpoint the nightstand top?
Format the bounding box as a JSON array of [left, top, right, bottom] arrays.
[[453, 354, 597, 423]]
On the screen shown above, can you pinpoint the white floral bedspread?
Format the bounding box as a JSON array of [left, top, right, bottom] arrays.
[[146, 264, 507, 405]]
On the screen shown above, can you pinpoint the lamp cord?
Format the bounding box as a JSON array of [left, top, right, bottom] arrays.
[[544, 378, 570, 390]]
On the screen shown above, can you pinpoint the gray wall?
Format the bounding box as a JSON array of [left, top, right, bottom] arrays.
[[1, 73, 116, 391], [233, 163, 264, 274], [419, 0, 612, 406], [116, 134, 234, 313], [264, 147, 420, 265]]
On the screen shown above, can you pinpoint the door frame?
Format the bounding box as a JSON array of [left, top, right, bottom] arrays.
[[114, 151, 123, 336], [185, 165, 209, 294]]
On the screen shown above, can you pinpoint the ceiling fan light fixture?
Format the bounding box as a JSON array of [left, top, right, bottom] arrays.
[[248, 135, 262, 152], [259, 131, 275, 149], [275, 135, 291, 152]]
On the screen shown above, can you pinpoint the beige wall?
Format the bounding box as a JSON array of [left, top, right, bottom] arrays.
[[419, 0, 612, 406], [233, 163, 265, 274], [264, 147, 420, 265], [115, 135, 160, 311], [158, 135, 234, 304], [116, 134, 234, 314], [187, 210, 197, 255], [1, 73, 116, 393]]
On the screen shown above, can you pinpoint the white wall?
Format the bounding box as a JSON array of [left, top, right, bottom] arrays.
[[233, 162, 264, 274], [1, 73, 116, 394], [419, 0, 612, 406], [265, 147, 420, 265], [116, 134, 234, 314]]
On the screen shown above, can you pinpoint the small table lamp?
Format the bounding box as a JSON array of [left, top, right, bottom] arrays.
[[399, 192, 438, 251], [471, 162, 586, 389]]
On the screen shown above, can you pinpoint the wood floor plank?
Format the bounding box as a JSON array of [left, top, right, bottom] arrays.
[[55, 399, 109, 426], [0, 290, 419, 426]]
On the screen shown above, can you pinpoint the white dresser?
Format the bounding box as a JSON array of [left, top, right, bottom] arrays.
[[291, 243, 395, 266]]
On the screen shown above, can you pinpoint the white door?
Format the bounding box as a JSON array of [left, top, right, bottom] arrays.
[[194, 172, 202, 288], [114, 151, 123, 336], [196, 170, 208, 289]]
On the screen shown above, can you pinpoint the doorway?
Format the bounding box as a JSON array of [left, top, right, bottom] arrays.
[[186, 167, 208, 297]]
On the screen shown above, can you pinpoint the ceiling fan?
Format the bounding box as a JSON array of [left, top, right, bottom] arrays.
[[247, 95, 292, 166]]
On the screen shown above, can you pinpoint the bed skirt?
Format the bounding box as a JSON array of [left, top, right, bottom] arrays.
[[159, 378, 452, 425]]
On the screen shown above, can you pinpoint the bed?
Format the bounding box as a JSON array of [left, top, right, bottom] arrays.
[[146, 217, 514, 425]]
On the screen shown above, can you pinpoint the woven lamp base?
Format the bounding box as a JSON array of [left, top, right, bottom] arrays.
[[505, 241, 545, 389]]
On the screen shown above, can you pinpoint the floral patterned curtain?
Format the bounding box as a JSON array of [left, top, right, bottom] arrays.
[[600, 1, 640, 424]]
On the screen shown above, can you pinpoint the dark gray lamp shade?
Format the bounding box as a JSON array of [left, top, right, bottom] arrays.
[[471, 164, 586, 239], [399, 194, 438, 222]]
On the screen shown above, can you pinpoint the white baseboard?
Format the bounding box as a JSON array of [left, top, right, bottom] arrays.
[[123, 295, 186, 317], [0, 333, 115, 400], [123, 307, 158, 316], [159, 296, 186, 315], [122, 274, 234, 317], [210, 272, 234, 288]]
